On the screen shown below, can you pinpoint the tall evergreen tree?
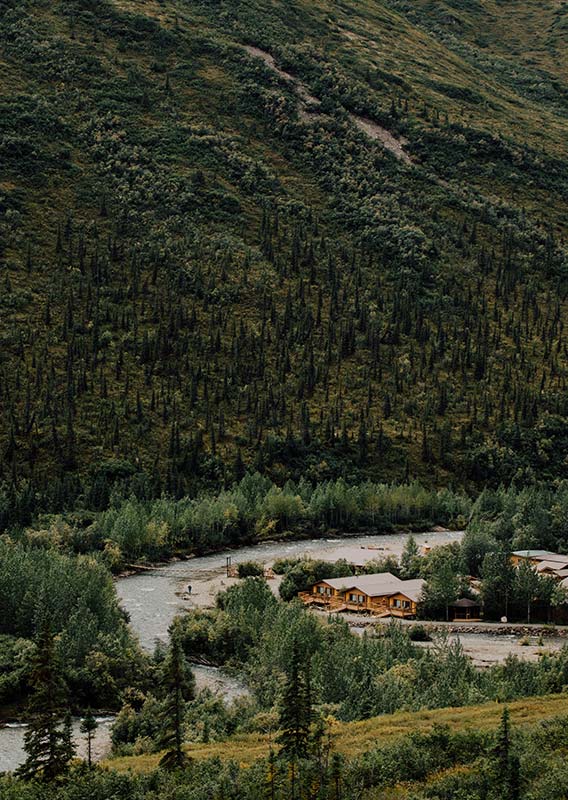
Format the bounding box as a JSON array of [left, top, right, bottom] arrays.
[[158, 634, 195, 770], [80, 709, 98, 768], [491, 707, 521, 800], [276, 638, 312, 762], [17, 624, 75, 781]]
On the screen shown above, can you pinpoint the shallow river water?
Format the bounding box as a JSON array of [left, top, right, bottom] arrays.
[[0, 716, 115, 776], [0, 665, 246, 774]]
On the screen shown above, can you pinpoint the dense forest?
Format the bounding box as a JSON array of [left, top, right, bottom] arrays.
[[0, 0, 567, 512], [0, 539, 149, 711]]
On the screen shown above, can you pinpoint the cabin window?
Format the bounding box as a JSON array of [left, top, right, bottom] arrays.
[[326, 588, 332, 595]]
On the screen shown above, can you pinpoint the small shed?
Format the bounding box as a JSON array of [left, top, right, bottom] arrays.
[[449, 598, 481, 621]]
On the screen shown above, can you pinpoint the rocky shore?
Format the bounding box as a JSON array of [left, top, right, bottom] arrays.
[[345, 618, 568, 637]]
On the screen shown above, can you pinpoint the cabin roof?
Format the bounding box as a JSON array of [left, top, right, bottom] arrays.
[[317, 573, 425, 602], [388, 579, 425, 603], [512, 550, 556, 558], [319, 572, 399, 592], [533, 554, 568, 564], [450, 598, 480, 608], [536, 560, 568, 572]]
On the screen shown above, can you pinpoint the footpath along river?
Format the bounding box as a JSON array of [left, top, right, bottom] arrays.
[[3, 528, 566, 771]]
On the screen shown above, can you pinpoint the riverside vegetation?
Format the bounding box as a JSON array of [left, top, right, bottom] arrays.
[[2, 0, 568, 797], [5, 575, 568, 798], [3, 510, 568, 722], [5, 463, 568, 789]]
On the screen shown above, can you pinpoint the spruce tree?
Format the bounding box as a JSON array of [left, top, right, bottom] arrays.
[[276, 638, 312, 762], [491, 706, 521, 800], [158, 634, 195, 770], [80, 709, 98, 768], [494, 706, 511, 771], [17, 624, 75, 781]]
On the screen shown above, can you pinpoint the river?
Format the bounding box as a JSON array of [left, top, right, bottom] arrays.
[[0, 665, 247, 774], [0, 716, 115, 776], [5, 528, 568, 769]]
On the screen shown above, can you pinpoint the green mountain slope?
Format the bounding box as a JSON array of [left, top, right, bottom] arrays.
[[1, 0, 567, 502]]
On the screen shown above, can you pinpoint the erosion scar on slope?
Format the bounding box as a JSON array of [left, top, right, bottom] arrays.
[[242, 44, 321, 108], [242, 44, 412, 165], [351, 115, 412, 165]]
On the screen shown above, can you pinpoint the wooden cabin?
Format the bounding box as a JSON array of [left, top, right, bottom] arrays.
[[511, 551, 568, 580], [510, 550, 567, 568], [299, 572, 425, 618]]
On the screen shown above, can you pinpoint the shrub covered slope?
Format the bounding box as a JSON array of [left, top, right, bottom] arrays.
[[1, 0, 567, 501]]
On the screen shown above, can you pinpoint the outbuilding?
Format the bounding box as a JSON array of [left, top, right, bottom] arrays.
[[449, 598, 482, 621]]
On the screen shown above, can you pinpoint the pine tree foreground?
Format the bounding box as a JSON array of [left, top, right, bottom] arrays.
[[17, 625, 75, 781], [158, 634, 195, 770], [80, 709, 98, 769]]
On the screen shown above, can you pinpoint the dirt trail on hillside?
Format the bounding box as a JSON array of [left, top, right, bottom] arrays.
[[243, 44, 411, 163], [351, 115, 412, 164], [243, 45, 320, 108]]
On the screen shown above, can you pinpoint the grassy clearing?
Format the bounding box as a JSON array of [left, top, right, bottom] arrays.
[[106, 692, 568, 772]]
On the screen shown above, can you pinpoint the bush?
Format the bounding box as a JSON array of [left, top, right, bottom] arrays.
[[237, 561, 264, 578], [408, 624, 432, 642]]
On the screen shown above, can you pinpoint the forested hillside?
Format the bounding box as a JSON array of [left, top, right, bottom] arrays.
[[1, 0, 568, 506]]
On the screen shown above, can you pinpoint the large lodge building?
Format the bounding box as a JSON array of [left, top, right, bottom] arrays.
[[299, 572, 425, 618], [511, 550, 568, 590]]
